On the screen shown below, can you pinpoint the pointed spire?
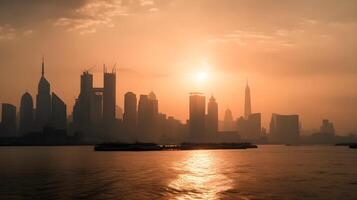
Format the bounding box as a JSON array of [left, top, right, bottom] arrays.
[[41, 55, 45, 77]]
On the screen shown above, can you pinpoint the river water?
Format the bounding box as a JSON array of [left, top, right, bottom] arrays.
[[0, 145, 356, 200]]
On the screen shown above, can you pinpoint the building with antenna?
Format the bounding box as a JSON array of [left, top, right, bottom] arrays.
[[35, 57, 52, 129], [103, 65, 116, 122], [72, 64, 117, 141]]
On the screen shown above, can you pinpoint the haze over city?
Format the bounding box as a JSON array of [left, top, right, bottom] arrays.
[[1, 0, 357, 134]]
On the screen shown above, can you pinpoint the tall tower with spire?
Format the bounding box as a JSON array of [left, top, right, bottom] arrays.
[[35, 56, 52, 129], [244, 80, 252, 119]]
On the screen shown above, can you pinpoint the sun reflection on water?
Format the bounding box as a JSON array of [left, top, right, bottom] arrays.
[[168, 151, 233, 200]]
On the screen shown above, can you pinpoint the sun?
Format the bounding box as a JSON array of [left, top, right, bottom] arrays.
[[196, 71, 208, 83]]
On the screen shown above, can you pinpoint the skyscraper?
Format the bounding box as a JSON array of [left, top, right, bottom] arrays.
[[223, 109, 234, 131], [1, 103, 17, 137], [320, 119, 335, 135], [138, 94, 149, 140], [78, 71, 94, 124], [244, 81, 251, 119], [207, 95, 218, 134], [237, 113, 261, 140], [270, 113, 300, 143], [189, 93, 206, 139], [35, 57, 52, 129], [51, 93, 67, 130], [123, 92, 137, 132], [19, 92, 34, 134], [103, 67, 116, 122]]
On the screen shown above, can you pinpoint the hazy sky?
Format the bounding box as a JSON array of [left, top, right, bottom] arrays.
[[0, 0, 356, 134]]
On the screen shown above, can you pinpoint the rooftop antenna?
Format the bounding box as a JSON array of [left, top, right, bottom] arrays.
[[112, 63, 117, 73], [41, 54, 45, 77]]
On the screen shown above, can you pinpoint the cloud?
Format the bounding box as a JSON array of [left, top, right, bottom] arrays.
[[52, 0, 160, 34], [0, 25, 16, 40]]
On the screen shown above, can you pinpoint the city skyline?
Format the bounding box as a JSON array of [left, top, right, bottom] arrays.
[[1, 0, 357, 133], [0, 57, 355, 135]]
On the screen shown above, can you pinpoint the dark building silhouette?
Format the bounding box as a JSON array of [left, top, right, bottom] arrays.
[[35, 57, 52, 129], [91, 92, 103, 123], [78, 71, 94, 124], [244, 82, 252, 119], [138, 94, 149, 140], [206, 95, 218, 134], [1, 103, 17, 137], [270, 113, 300, 143], [103, 66, 116, 122], [136, 92, 159, 141], [51, 93, 67, 130], [123, 92, 137, 133], [189, 93, 206, 140], [237, 113, 261, 140], [320, 119, 335, 135], [148, 91, 159, 141], [223, 109, 234, 131], [236, 82, 261, 140], [19, 92, 34, 135]]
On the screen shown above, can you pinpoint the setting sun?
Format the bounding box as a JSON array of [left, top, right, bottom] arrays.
[[196, 71, 209, 83]]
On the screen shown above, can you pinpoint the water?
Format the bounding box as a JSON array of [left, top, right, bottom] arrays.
[[0, 145, 356, 200]]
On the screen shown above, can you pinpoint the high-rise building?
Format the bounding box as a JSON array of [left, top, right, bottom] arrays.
[[123, 92, 137, 132], [244, 82, 251, 119], [35, 57, 52, 129], [138, 94, 149, 140], [78, 71, 94, 124], [90, 93, 103, 123], [207, 95, 218, 134], [1, 103, 17, 137], [223, 109, 234, 131], [19, 92, 34, 134], [237, 113, 261, 140], [103, 67, 116, 122], [320, 119, 335, 135], [189, 93, 206, 139], [51, 93, 67, 130], [270, 113, 300, 143]]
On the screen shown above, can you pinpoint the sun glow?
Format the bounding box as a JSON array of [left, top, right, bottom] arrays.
[[196, 71, 209, 82], [193, 60, 211, 84]]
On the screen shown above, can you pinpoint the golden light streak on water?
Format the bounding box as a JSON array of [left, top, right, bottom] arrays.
[[168, 151, 234, 200]]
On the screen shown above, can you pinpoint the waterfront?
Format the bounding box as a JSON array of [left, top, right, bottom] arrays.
[[0, 145, 356, 200]]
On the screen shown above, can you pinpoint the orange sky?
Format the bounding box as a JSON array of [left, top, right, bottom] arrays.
[[0, 0, 357, 134]]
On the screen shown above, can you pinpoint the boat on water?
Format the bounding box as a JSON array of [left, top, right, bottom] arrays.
[[180, 142, 258, 150], [94, 143, 163, 151], [335, 143, 357, 149], [94, 142, 258, 151]]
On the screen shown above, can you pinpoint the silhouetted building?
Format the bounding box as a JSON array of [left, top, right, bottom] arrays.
[[91, 93, 103, 123], [138, 94, 150, 137], [237, 113, 261, 140], [223, 109, 234, 131], [103, 66, 116, 122], [78, 71, 94, 125], [320, 119, 335, 135], [123, 92, 137, 132], [270, 113, 300, 143], [244, 82, 251, 119], [189, 93, 206, 140], [206, 95, 218, 134], [51, 93, 67, 130], [35, 57, 52, 129], [19, 92, 34, 135], [1, 103, 17, 137], [136, 92, 159, 141]]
